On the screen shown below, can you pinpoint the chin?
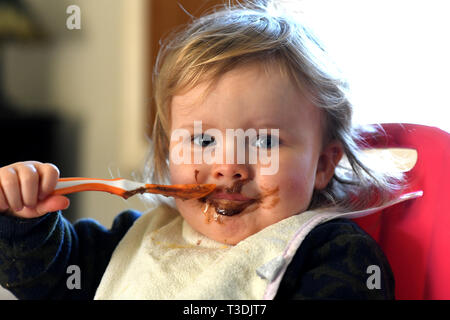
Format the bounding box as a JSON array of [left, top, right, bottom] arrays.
[[200, 213, 261, 245], [204, 228, 247, 245], [177, 198, 285, 245]]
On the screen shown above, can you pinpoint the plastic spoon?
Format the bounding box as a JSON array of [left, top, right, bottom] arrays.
[[53, 178, 216, 200]]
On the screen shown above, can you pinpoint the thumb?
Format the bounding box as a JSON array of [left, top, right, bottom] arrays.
[[35, 195, 70, 215]]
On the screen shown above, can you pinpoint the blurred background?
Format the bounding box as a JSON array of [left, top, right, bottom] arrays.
[[0, 0, 448, 299], [1, 0, 150, 227]]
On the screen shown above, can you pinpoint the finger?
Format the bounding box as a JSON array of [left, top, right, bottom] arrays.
[[0, 167, 23, 212], [16, 163, 39, 208], [34, 163, 60, 200], [0, 184, 9, 211], [35, 195, 70, 216]]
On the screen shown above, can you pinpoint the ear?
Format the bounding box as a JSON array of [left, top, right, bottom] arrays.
[[314, 140, 344, 190]]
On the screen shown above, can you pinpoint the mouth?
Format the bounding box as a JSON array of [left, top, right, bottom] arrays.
[[210, 191, 253, 201], [206, 198, 257, 216], [200, 186, 258, 217]]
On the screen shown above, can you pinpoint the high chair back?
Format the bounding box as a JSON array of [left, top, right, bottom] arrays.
[[353, 123, 450, 300]]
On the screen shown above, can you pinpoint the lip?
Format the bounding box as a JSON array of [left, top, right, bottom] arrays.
[[199, 181, 258, 217], [210, 191, 253, 201], [206, 197, 257, 217]]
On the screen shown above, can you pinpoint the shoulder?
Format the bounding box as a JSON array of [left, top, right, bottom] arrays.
[[73, 204, 178, 243], [303, 218, 378, 250], [72, 209, 142, 245], [275, 218, 395, 300], [74, 209, 142, 232]]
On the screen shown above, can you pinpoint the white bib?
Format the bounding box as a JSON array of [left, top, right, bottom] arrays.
[[94, 191, 422, 300]]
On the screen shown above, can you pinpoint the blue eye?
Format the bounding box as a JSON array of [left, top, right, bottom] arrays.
[[252, 135, 279, 149], [192, 133, 216, 147]]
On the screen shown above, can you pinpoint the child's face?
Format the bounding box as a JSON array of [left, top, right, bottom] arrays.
[[169, 62, 341, 245]]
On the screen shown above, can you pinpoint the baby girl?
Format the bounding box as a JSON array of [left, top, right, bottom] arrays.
[[0, 1, 404, 299]]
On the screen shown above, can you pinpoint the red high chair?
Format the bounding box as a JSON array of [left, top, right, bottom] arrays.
[[352, 123, 450, 300]]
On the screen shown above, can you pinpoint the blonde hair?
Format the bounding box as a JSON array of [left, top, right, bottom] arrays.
[[144, 0, 406, 211]]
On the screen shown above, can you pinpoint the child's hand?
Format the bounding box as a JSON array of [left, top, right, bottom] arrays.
[[0, 161, 70, 218]]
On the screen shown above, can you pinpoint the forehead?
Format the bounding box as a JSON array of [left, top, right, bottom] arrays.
[[170, 62, 323, 133]]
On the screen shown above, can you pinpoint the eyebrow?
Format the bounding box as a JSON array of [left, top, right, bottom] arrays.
[[175, 122, 216, 130], [249, 122, 283, 129], [175, 121, 284, 131]]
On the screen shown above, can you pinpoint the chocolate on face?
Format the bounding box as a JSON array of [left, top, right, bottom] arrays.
[[206, 198, 257, 216], [197, 175, 280, 223], [194, 169, 200, 182]]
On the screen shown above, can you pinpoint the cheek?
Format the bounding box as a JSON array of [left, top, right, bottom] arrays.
[[169, 163, 198, 185], [168, 140, 195, 184], [169, 163, 183, 184], [273, 153, 318, 211]]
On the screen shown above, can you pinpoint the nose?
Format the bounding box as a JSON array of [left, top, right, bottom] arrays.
[[211, 164, 249, 181]]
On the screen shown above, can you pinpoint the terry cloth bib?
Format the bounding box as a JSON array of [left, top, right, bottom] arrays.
[[94, 191, 422, 300]]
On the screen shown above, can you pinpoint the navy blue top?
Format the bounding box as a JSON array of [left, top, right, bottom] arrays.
[[0, 210, 395, 300]]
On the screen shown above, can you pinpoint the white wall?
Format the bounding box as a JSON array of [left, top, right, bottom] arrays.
[[285, 0, 450, 132], [4, 0, 150, 227]]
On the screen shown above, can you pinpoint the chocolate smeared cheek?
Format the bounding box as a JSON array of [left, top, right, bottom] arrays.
[[194, 170, 199, 183]]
